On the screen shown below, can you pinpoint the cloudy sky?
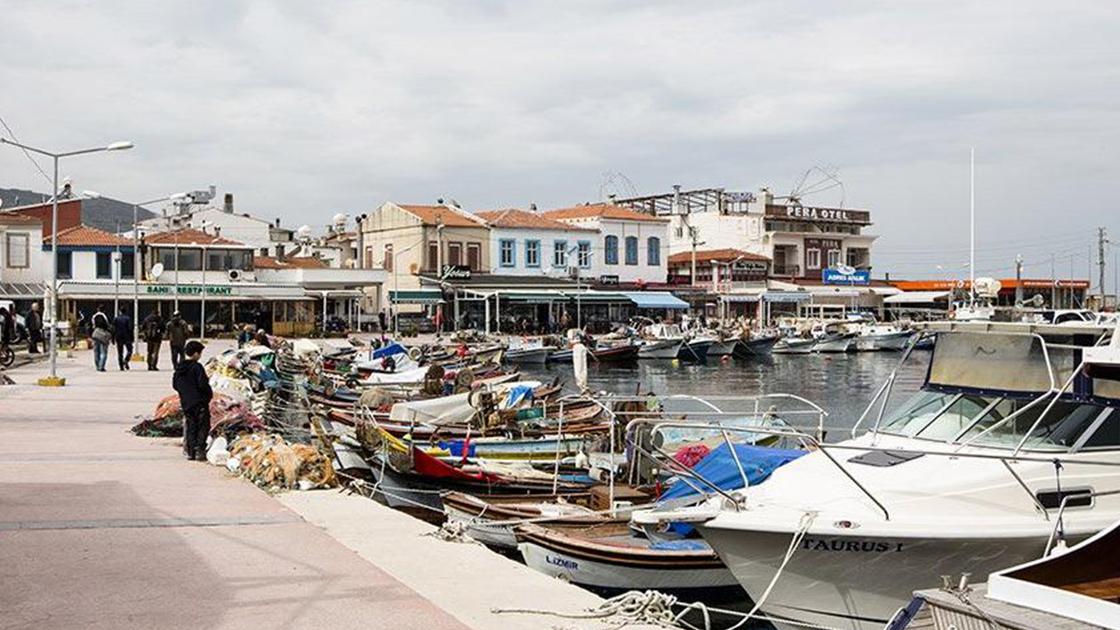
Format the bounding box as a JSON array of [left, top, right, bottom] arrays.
[[1, 1, 1118, 283]]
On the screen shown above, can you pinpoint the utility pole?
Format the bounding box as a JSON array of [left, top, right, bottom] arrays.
[[689, 226, 700, 287], [1098, 227, 1109, 307], [1014, 254, 1023, 306]]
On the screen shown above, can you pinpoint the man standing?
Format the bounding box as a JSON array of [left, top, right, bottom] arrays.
[[26, 303, 42, 354], [166, 311, 188, 368], [378, 309, 387, 333], [172, 340, 212, 461], [113, 310, 134, 371], [141, 311, 164, 370]]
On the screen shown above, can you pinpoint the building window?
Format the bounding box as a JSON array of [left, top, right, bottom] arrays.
[[383, 243, 393, 272], [466, 243, 481, 270], [96, 252, 112, 279], [499, 239, 516, 267], [177, 248, 202, 271], [56, 251, 72, 279], [121, 252, 135, 279], [604, 235, 619, 265], [525, 239, 541, 268], [364, 246, 374, 269], [553, 240, 567, 267], [647, 237, 661, 266], [447, 241, 462, 266], [427, 241, 438, 271], [577, 241, 591, 268], [806, 248, 821, 270], [827, 249, 841, 269], [624, 236, 638, 265], [5, 232, 29, 268], [159, 248, 176, 272]]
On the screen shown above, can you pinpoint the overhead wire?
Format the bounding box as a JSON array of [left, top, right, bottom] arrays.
[[0, 112, 53, 188]]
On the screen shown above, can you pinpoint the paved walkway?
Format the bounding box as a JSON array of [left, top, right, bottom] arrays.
[[0, 342, 472, 630], [0, 341, 614, 630]]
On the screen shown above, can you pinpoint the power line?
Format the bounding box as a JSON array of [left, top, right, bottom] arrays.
[[0, 112, 53, 187]]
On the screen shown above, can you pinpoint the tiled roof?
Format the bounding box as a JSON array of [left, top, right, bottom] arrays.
[[0, 212, 42, 226], [667, 248, 770, 265], [50, 224, 133, 247], [254, 256, 328, 269], [396, 204, 486, 228], [145, 228, 244, 246], [543, 203, 669, 224], [475, 208, 596, 232]]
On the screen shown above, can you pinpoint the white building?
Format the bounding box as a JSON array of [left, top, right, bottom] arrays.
[[0, 211, 47, 308], [541, 203, 669, 286], [136, 193, 294, 256], [475, 208, 599, 278]]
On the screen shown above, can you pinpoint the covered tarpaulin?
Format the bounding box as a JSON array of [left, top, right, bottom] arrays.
[[624, 291, 689, 310], [659, 442, 805, 535]]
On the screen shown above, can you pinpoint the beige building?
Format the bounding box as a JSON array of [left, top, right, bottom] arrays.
[[359, 202, 490, 310]]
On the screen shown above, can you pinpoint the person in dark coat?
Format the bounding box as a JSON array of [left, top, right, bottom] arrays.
[[112, 310, 134, 371], [378, 310, 387, 333], [166, 311, 189, 368], [26, 302, 43, 354], [141, 311, 164, 371], [172, 340, 212, 461], [0, 307, 13, 347]]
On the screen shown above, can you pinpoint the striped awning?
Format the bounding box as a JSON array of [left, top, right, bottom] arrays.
[[0, 282, 46, 298]]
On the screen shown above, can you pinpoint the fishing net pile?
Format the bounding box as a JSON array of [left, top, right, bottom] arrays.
[[228, 433, 337, 491], [130, 392, 265, 439]]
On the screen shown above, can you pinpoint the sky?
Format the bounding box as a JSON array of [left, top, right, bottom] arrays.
[[1, 1, 1118, 286]]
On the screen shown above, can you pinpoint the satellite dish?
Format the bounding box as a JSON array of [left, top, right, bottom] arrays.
[[151, 263, 165, 280], [227, 269, 242, 281]]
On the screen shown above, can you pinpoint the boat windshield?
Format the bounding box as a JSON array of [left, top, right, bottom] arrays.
[[877, 389, 1118, 451]]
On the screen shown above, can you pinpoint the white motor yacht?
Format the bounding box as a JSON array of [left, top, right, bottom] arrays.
[[633, 322, 1120, 630]]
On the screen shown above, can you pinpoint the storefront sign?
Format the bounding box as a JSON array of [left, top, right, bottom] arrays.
[[822, 267, 870, 285], [441, 264, 472, 280], [598, 275, 620, 286], [766, 205, 871, 224], [732, 261, 768, 274], [146, 285, 233, 296]]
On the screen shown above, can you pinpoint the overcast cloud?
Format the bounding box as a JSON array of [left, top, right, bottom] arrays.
[[1, 1, 1118, 282]]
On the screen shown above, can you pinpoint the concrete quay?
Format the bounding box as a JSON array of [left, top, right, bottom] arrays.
[[0, 340, 618, 630]]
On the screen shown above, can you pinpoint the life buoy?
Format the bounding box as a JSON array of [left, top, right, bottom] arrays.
[[408, 347, 422, 361]]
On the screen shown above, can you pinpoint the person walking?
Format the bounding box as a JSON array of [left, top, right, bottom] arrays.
[[113, 310, 134, 371], [172, 340, 212, 461], [378, 309, 387, 333], [26, 302, 42, 354], [236, 324, 254, 348], [90, 305, 112, 372], [0, 306, 13, 348], [141, 311, 164, 371], [166, 311, 188, 368]]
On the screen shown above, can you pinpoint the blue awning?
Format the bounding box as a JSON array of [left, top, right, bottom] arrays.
[[623, 291, 689, 310]]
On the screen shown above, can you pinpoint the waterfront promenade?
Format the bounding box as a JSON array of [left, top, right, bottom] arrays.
[[0, 342, 611, 630]]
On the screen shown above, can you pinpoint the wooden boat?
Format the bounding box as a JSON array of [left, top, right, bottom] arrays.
[[705, 338, 739, 356], [443, 490, 607, 549], [504, 345, 554, 364], [732, 335, 779, 358], [516, 522, 747, 602], [638, 338, 684, 359], [548, 342, 640, 363], [772, 337, 816, 354]]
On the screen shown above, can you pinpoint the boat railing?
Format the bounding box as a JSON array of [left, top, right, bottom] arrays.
[[627, 418, 1120, 523], [601, 392, 829, 442], [1044, 488, 1120, 556]]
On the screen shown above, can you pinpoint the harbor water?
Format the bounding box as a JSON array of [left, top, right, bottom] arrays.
[[520, 351, 930, 438]]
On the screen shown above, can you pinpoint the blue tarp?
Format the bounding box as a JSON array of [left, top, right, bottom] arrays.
[[623, 291, 690, 310], [659, 443, 805, 536], [372, 342, 406, 359], [503, 384, 534, 408]]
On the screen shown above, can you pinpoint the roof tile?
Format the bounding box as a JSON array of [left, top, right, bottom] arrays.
[[396, 204, 486, 228], [50, 224, 133, 247], [542, 203, 669, 224], [475, 208, 596, 231], [145, 228, 244, 246], [667, 248, 770, 265]]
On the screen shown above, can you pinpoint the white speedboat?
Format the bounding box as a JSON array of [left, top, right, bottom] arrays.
[[772, 337, 816, 354], [633, 323, 1120, 630], [855, 325, 914, 352], [504, 339, 555, 364], [812, 331, 857, 353]]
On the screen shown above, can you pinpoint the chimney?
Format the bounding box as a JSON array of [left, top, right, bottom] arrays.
[[608, 194, 617, 204], [530, 203, 538, 212], [276, 244, 285, 261], [673, 184, 682, 214], [274, 218, 281, 228], [214, 226, 222, 238], [223, 193, 234, 213]]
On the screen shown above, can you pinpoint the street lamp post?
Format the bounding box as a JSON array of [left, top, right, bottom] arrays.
[[0, 137, 133, 386]]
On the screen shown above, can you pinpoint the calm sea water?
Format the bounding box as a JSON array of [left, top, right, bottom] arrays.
[[520, 350, 931, 440]]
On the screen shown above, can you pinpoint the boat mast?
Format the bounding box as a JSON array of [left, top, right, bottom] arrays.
[[969, 147, 975, 306]]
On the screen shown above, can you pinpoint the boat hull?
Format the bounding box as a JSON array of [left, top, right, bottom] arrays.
[[518, 530, 745, 602], [855, 331, 914, 352], [505, 347, 553, 364], [699, 525, 1060, 630], [733, 337, 779, 358], [813, 334, 854, 353], [706, 339, 739, 356], [679, 339, 713, 361], [638, 339, 684, 359], [772, 339, 815, 354]]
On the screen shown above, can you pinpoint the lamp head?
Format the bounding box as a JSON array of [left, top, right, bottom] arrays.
[[81, 190, 102, 199], [106, 141, 134, 151]]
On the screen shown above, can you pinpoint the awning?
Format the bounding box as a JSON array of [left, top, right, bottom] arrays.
[[0, 282, 46, 299], [883, 290, 950, 304], [389, 289, 443, 304], [720, 294, 760, 303], [762, 291, 811, 303], [623, 291, 689, 310]]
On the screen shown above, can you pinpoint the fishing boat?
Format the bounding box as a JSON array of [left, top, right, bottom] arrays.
[[772, 337, 816, 354], [633, 322, 1120, 630], [443, 490, 608, 549], [679, 334, 714, 361], [813, 331, 857, 353], [504, 345, 554, 364], [636, 321, 686, 359], [706, 337, 740, 357], [732, 335, 779, 358]]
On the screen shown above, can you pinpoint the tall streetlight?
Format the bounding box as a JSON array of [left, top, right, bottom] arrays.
[[0, 137, 133, 386], [83, 190, 189, 355]]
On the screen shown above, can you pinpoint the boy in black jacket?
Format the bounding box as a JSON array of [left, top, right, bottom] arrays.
[[172, 340, 212, 461]]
